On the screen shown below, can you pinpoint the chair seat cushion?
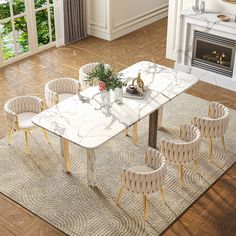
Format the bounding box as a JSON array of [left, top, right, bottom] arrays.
[[127, 165, 155, 173], [58, 93, 74, 102], [18, 112, 37, 129]]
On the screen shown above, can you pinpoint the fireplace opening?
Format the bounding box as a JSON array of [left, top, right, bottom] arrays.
[[192, 31, 235, 77]]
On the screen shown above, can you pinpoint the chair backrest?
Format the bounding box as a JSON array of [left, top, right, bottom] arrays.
[[4, 96, 43, 130], [160, 124, 201, 164], [121, 148, 166, 195], [192, 102, 229, 139], [45, 78, 80, 107], [79, 63, 111, 89]]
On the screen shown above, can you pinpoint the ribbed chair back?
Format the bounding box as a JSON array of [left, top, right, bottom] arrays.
[[4, 95, 49, 155], [192, 102, 229, 139], [79, 63, 110, 89], [4, 96, 43, 131], [160, 124, 201, 164], [116, 148, 166, 220], [45, 78, 80, 107]]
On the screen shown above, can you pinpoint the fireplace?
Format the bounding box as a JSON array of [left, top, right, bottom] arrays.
[[192, 31, 236, 77]]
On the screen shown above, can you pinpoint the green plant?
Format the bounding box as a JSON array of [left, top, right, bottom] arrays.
[[85, 63, 126, 91]]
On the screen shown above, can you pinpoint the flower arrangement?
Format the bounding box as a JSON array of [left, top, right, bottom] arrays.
[[85, 63, 126, 91]]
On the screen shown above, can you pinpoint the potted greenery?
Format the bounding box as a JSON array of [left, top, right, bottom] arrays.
[[85, 63, 126, 106]]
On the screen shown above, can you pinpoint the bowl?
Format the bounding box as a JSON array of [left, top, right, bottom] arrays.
[[222, 0, 236, 4], [217, 14, 230, 22]]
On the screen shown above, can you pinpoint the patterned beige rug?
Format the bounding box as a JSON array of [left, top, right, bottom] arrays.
[[0, 93, 236, 236]]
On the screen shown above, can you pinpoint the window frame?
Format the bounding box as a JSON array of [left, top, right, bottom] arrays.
[[0, 0, 55, 67]]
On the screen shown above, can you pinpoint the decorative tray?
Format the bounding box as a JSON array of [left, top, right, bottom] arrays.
[[123, 86, 148, 99], [217, 14, 230, 22]]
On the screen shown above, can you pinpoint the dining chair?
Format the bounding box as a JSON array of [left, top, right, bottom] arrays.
[[4, 96, 50, 155], [45, 77, 81, 107], [192, 102, 229, 161], [160, 124, 201, 188], [79, 62, 111, 90], [116, 147, 166, 220]]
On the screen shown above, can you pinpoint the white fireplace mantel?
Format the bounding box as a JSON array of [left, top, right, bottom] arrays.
[[175, 9, 236, 91]]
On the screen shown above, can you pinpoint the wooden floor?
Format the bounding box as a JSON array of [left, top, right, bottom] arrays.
[[0, 18, 235, 236]]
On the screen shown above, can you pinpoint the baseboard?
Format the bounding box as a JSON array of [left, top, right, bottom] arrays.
[[87, 26, 111, 41]]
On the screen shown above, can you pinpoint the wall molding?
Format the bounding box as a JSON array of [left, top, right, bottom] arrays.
[[87, 0, 108, 37], [112, 5, 168, 32], [166, 0, 183, 60], [110, 10, 168, 40], [87, 0, 168, 41]]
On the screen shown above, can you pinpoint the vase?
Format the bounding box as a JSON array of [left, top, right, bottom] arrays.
[[101, 90, 111, 108], [114, 87, 123, 104], [200, 0, 205, 13], [192, 0, 199, 13]]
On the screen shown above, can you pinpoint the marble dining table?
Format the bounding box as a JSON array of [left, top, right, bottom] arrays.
[[32, 61, 199, 187]]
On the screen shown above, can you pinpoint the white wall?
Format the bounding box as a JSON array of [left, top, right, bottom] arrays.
[[87, 0, 168, 41], [166, 0, 236, 60], [87, 0, 110, 40]]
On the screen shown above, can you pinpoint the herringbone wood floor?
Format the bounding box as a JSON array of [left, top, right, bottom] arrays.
[[0, 18, 235, 236]]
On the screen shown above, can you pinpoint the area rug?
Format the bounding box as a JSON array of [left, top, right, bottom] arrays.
[[0, 93, 236, 236]]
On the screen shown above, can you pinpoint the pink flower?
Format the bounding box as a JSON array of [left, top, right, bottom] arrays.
[[99, 81, 106, 91]]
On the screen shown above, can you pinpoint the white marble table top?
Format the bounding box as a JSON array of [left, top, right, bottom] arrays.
[[120, 61, 199, 100], [32, 61, 199, 149]]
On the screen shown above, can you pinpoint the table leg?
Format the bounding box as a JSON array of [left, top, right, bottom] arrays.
[[86, 149, 96, 187], [157, 106, 163, 130], [148, 109, 159, 148], [60, 137, 70, 174]]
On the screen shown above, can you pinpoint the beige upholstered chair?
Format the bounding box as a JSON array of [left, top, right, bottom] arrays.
[[160, 124, 201, 188], [79, 63, 111, 90], [4, 96, 49, 155], [116, 148, 166, 220], [45, 78, 81, 107], [192, 102, 229, 161]]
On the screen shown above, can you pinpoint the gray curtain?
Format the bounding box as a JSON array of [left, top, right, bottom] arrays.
[[64, 0, 87, 44]]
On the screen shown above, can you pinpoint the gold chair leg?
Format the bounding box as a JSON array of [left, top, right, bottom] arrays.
[[143, 194, 147, 220], [7, 129, 13, 145], [132, 123, 138, 145], [179, 163, 183, 188], [194, 160, 199, 174], [221, 135, 226, 152], [125, 128, 129, 136], [116, 186, 123, 206], [63, 139, 70, 173], [42, 128, 50, 144], [209, 139, 213, 161], [160, 188, 165, 201], [25, 130, 30, 155]]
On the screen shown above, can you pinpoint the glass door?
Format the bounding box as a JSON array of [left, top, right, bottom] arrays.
[[0, 0, 29, 61]]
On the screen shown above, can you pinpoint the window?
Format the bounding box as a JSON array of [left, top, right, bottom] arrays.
[[0, 0, 55, 65], [34, 0, 55, 47]]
